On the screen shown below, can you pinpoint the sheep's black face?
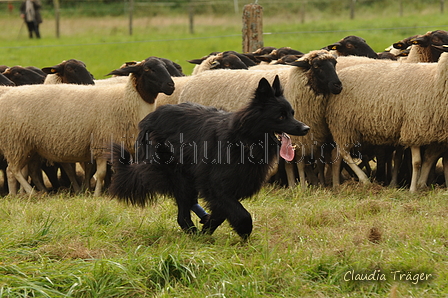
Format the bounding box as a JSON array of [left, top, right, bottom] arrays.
[[329, 36, 377, 59], [311, 58, 343, 95], [106, 57, 175, 104], [139, 57, 175, 95], [63, 60, 95, 85], [129, 57, 175, 104]]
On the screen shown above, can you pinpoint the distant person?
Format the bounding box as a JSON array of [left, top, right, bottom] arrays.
[[20, 0, 42, 39]]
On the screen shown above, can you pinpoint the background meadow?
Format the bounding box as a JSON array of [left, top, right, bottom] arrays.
[[0, 1, 447, 297]]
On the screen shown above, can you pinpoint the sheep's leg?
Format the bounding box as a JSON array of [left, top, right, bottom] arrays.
[[284, 162, 297, 187], [93, 158, 108, 196], [82, 162, 96, 191], [390, 147, 403, 187], [443, 151, 448, 187], [418, 146, 444, 188], [317, 160, 326, 186], [7, 164, 34, 195], [59, 163, 81, 193], [296, 162, 307, 188], [6, 167, 19, 195], [266, 155, 279, 181], [28, 158, 48, 192], [339, 149, 370, 184], [409, 146, 421, 192], [331, 148, 342, 186]]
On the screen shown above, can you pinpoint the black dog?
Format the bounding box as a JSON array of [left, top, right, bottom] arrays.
[[109, 76, 309, 240]]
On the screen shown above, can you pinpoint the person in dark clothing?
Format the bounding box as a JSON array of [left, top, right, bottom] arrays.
[[20, 0, 42, 39]]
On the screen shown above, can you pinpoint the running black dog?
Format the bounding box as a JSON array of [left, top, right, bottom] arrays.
[[109, 75, 309, 240]]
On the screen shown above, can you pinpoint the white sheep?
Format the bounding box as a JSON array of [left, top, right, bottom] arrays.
[[334, 46, 445, 186], [326, 53, 448, 192], [190, 52, 249, 75], [179, 50, 343, 187], [0, 57, 175, 196]]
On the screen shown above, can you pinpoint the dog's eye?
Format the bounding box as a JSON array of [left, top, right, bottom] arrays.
[[279, 115, 285, 121]]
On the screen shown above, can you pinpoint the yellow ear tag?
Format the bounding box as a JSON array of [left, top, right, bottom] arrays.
[[331, 46, 337, 50], [51, 69, 56, 73]]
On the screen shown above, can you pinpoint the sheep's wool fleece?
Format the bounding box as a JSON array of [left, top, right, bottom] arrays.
[[326, 53, 448, 149], [0, 74, 151, 165]]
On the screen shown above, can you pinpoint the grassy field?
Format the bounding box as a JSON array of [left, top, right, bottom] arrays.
[[0, 6, 447, 297], [0, 184, 446, 297]]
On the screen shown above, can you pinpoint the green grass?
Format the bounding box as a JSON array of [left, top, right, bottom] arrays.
[[0, 185, 446, 297], [0, 7, 447, 297]]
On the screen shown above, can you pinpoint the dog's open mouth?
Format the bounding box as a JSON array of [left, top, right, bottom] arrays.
[[276, 132, 295, 162]]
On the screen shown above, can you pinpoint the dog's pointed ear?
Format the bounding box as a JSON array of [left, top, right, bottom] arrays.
[[254, 77, 274, 104], [272, 75, 283, 97]]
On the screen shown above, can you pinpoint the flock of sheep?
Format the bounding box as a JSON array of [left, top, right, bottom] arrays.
[[1, 29, 448, 196]]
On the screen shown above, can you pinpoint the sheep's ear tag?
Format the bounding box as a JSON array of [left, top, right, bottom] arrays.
[[331, 45, 337, 50], [51, 68, 57, 73], [412, 40, 419, 44]]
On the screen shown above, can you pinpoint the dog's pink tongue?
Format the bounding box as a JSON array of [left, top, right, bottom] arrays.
[[280, 133, 295, 162]]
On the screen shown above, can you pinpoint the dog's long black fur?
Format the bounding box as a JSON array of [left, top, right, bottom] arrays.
[[109, 76, 309, 239]]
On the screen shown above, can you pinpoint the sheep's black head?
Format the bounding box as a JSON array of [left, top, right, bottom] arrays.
[[400, 30, 448, 62], [393, 34, 420, 50], [42, 59, 94, 85], [107, 56, 175, 104], [3, 66, 45, 86], [288, 50, 342, 95], [210, 53, 248, 70], [326, 35, 378, 59]]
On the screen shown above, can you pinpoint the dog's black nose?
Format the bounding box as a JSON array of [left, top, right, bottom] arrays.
[[300, 125, 310, 136]]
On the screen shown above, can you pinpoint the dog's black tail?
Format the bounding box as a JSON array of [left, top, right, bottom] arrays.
[[109, 144, 172, 207]]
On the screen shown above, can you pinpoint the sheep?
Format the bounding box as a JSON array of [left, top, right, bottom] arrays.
[[2, 66, 46, 85], [325, 53, 448, 192], [125, 58, 184, 77], [189, 52, 249, 75], [325, 35, 378, 58], [0, 56, 175, 196], [159, 58, 185, 77], [153, 53, 249, 107], [396, 30, 448, 63], [325, 35, 399, 61], [179, 50, 343, 187], [42, 59, 94, 85], [335, 32, 448, 186], [0, 73, 14, 86], [252, 47, 304, 64]]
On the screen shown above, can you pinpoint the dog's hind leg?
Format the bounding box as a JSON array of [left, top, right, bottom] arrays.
[[173, 186, 199, 234]]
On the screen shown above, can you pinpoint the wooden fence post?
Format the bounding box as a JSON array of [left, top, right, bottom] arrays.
[[129, 0, 134, 35], [300, 1, 306, 24], [350, 0, 356, 19], [53, 0, 60, 38], [441, 0, 445, 13], [189, 1, 194, 34], [242, 3, 263, 53]]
